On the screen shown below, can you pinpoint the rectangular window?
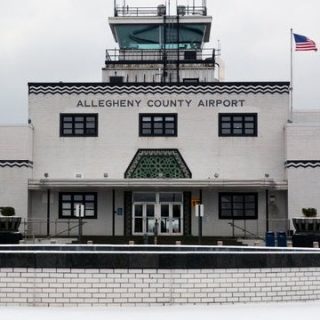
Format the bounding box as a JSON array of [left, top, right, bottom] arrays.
[[59, 192, 97, 219], [219, 193, 258, 220], [60, 114, 98, 137], [183, 78, 199, 83], [219, 113, 257, 137], [159, 192, 183, 203], [184, 51, 197, 60], [133, 192, 156, 203], [109, 76, 124, 83], [139, 114, 177, 137]]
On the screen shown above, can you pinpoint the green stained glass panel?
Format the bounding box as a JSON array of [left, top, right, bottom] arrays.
[[125, 150, 191, 179]]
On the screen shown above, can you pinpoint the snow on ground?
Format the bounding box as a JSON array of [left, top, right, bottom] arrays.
[[1, 302, 320, 320]]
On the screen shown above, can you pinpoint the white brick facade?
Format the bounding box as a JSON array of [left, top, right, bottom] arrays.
[[1, 268, 320, 306], [286, 114, 320, 222], [28, 92, 288, 181], [0, 126, 33, 219], [25, 86, 290, 238]]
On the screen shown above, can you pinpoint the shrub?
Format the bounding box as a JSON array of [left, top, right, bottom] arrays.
[[302, 208, 317, 218], [0, 207, 15, 217]]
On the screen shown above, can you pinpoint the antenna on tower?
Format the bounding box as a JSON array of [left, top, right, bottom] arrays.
[[218, 40, 221, 55]]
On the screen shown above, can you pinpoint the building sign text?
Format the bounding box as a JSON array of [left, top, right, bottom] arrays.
[[76, 99, 246, 108]]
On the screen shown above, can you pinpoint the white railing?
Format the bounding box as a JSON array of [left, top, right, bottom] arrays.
[[105, 48, 216, 63], [114, 5, 207, 17], [21, 218, 86, 239]]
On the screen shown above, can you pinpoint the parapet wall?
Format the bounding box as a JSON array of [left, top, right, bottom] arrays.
[[1, 245, 320, 306], [1, 267, 320, 306]]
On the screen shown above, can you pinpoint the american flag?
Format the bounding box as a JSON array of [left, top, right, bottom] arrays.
[[293, 33, 318, 51]]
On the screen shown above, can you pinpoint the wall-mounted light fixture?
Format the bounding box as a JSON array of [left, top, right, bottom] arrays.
[[269, 194, 276, 203]]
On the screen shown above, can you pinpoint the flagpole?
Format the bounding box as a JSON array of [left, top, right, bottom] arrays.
[[290, 28, 293, 121]]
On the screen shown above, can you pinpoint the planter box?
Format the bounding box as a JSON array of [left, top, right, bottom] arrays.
[[0, 232, 22, 244], [0, 217, 21, 232], [292, 218, 320, 233]]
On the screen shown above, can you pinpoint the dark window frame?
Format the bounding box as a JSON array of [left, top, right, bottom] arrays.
[[219, 192, 258, 220], [109, 76, 124, 83], [60, 114, 98, 137], [59, 192, 98, 219], [139, 113, 178, 137], [183, 78, 199, 83], [184, 51, 197, 60], [219, 113, 258, 137]]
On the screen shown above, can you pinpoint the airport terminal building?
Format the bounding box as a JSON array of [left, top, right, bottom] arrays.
[[1, 2, 320, 242]]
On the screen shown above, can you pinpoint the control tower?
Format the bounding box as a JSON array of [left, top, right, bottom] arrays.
[[102, 0, 221, 84]]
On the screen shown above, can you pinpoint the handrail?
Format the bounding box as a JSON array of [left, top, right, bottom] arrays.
[[115, 6, 160, 17], [228, 218, 291, 240], [21, 218, 291, 241], [228, 222, 265, 240], [105, 48, 215, 63], [54, 221, 87, 237], [114, 5, 207, 17], [21, 218, 87, 239]]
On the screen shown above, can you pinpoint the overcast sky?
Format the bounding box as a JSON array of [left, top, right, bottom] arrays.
[[1, 0, 320, 124]]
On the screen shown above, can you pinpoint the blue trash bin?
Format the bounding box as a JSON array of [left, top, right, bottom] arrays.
[[277, 231, 287, 247], [265, 231, 275, 247]]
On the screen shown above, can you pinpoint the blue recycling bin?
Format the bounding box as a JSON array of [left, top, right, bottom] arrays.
[[277, 231, 287, 247], [265, 231, 275, 247]]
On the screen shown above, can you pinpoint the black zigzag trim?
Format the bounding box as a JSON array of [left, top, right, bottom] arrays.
[[0, 160, 33, 168], [285, 160, 320, 168], [28, 82, 290, 96]]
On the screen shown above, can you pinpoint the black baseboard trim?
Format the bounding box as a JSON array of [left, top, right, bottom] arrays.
[[1, 245, 320, 269]]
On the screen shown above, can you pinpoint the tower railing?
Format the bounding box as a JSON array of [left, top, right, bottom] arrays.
[[105, 48, 215, 64], [114, 5, 207, 17]]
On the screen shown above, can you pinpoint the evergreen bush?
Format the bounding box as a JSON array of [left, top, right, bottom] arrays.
[[302, 208, 317, 218], [0, 207, 15, 217]]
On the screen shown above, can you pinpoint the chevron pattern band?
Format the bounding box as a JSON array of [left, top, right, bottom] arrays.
[[0, 160, 33, 168], [29, 83, 290, 96], [285, 160, 320, 168]]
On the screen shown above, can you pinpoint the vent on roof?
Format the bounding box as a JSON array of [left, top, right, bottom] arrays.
[[75, 173, 84, 179]]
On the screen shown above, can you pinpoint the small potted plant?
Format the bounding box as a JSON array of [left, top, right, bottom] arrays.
[[292, 208, 320, 233], [0, 207, 21, 232]]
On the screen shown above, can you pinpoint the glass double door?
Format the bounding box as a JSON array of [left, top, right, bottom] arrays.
[[132, 193, 183, 236]]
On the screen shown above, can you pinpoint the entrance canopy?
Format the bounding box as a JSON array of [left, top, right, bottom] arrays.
[[28, 179, 287, 190]]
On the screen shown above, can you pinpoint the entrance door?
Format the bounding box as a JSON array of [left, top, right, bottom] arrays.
[[159, 203, 183, 235], [132, 192, 183, 236], [132, 203, 156, 234]]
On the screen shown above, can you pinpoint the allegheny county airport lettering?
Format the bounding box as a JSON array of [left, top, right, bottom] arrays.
[[76, 99, 246, 108]]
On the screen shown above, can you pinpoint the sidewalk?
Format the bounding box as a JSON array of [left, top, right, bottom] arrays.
[[1, 302, 320, 320]]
